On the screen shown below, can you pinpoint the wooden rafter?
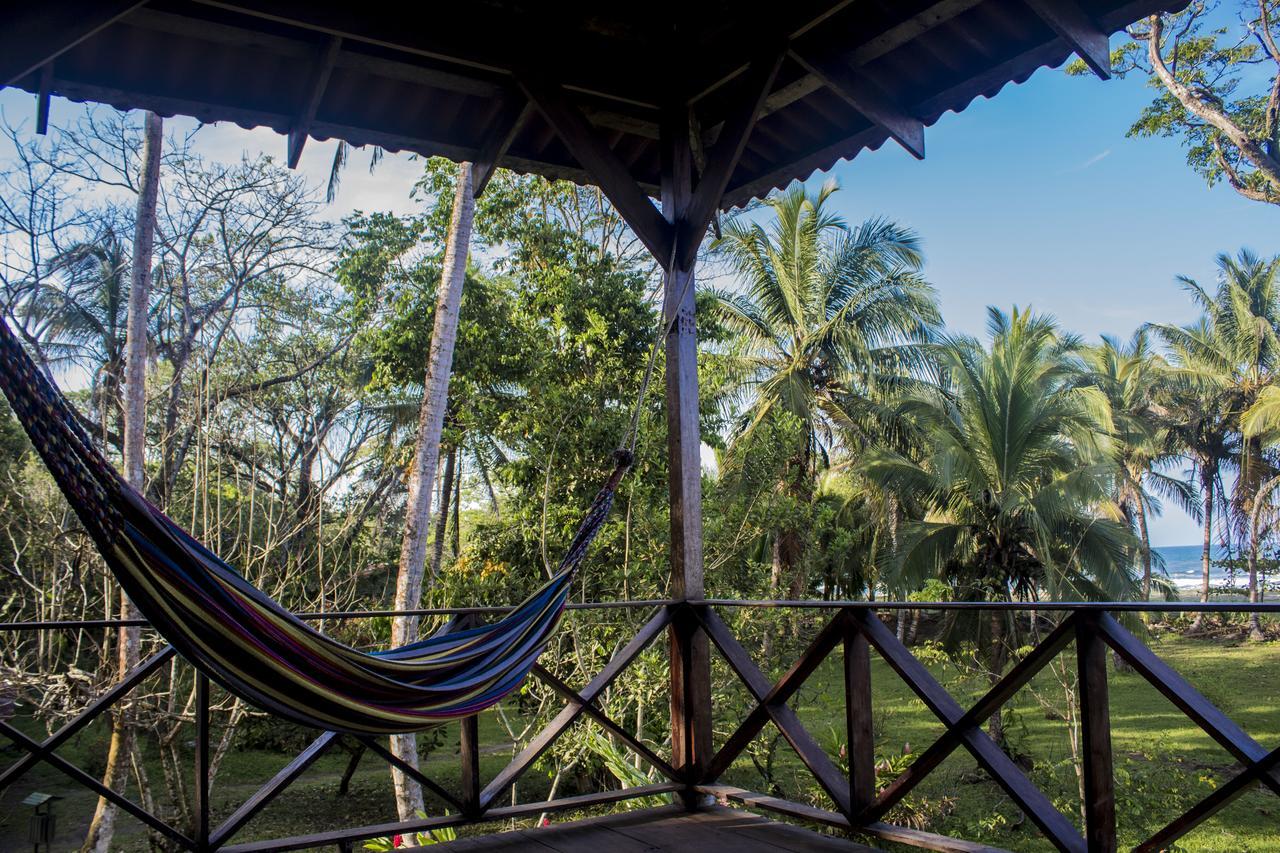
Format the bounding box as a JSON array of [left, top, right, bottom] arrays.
[[520, 75, 672, 263], [677, 49, 785, 269], [789, 50, 925, 159], [35, 63, 53, 136], [472, 97, 533, 198], [287, 36, 342, 169], [1023, 0, 1112, 79], [758, 0, 988, 119], [2, 1, 144, 86]]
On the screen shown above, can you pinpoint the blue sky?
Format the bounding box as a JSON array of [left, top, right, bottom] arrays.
[[2, 52, 1275, 546], [816, 63, 1276, 548]]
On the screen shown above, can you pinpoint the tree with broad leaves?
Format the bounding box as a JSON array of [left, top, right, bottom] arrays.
[[1077, 3, 1280, 206]]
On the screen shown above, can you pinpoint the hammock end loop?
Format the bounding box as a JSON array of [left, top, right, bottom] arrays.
[[605, 448, 634, 491]]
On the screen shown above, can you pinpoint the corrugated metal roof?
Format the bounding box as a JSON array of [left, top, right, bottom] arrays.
[[7, 1, 1186, 208]]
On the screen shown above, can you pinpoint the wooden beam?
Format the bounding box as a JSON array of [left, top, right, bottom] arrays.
[[196, 0, 661, 109], [2, 1, 144, 86], [1023, 0, 1111, 79], [699, 608, 852, 816], [479, 607, 670, 809], [519, 75, 671, 263], [661, 105, 712, 798], [757, 0, 988, 118], [1098, 613, 1280, 797], [854, 611, 1085, 852], [221, 786, 682, 853], [208, 732, 340, 848], [459, 714, 481, 818], [472, 98, 533, 198], [1075, 615, 1116, 852], [532, 664, 679, 781], [696, 786, 1011, 852], [703, 610, 845, 783], [845, 613, 877, 814], [866, 614, 1079, 822], [356, 736, 464, 811], [287, 36, 342, 169], [1137, 743, 1280, 853], [35, 63, 53, 136], [789, 49, 925, 159], [677, 49, 784, 269]]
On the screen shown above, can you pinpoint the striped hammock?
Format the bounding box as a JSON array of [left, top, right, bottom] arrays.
[[0, 319, 629, 734]]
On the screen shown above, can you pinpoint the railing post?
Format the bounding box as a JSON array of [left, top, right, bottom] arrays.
[[844, 612, 876, 818], [460, 713, 481, 819], [195, 671, 210, 851], [660, 104, 711, 803], [1076, 612, 1116, 852]]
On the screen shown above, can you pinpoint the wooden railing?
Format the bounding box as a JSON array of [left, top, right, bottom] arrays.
[[2, 599, 1278, 852]]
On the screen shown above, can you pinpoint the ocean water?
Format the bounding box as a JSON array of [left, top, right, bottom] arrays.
[[1153, 544, 1233, 589]]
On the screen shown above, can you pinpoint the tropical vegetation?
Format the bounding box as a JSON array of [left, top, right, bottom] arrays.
[[1, 101, 1278, 852]]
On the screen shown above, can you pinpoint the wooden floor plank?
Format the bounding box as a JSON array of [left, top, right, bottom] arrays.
[[431, 806, 878, 852]]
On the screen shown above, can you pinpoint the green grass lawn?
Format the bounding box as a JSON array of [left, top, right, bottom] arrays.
[[2, 625, 1278, 852], [714, 623, 1280, 852]]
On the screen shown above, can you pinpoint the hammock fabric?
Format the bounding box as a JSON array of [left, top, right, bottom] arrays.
[[0, 319, 630, 734]]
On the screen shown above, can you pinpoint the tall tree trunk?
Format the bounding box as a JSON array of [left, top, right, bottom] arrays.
[[389, 162, 475, 821], [428, 444, 456, 581], [451, 460, 461, 557], [455, 458, 465, 558], [986, 610, 1007, 743], [1134, 489, 1152, 602], [1190, 464, 1214, 633], [908, 607, 922, 644], [82, 111, 162, 853], [1247, 474, 1280, 642]]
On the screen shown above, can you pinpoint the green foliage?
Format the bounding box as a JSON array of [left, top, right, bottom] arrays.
[[1074, 4, 1280, 205], [362, 811, 457, 849]]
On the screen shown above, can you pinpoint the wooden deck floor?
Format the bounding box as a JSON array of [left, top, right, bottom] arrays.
[[432, 805, 877, 851]]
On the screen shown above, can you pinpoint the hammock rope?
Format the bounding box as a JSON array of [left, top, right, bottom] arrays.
[[0, 317, 632, 734]]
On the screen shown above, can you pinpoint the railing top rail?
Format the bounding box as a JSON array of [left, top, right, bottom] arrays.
[[699, 598, 1280, 613], [0, 599, 672, 632], [5, 597, 1280, 631]]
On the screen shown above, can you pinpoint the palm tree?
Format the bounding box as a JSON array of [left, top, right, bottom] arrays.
[[1082, 331, 1197, 600], [1240, 384, 1280, 638], [862, 308, 1139, 740], [1150, 250, 1280, 628], [30, 228, 133, 437], [712, 181, 942, 597]]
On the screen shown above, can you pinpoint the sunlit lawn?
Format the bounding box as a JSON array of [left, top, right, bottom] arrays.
[[720, 624, 1280, 852]]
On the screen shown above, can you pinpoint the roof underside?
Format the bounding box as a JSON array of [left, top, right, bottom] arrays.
[[7, 1, 1185, 209]]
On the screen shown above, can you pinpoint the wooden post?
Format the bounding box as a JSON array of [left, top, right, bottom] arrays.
[[194, 672, 210, 851], [1076, 613, 1116, 852], [844, 614, 875, 817], [460, 714, 481, 818], [661, 105, 712, 801]]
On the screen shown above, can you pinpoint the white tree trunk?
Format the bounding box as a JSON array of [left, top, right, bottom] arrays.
[[82, 110, 163, 853], [389, 162, 475, 821]]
